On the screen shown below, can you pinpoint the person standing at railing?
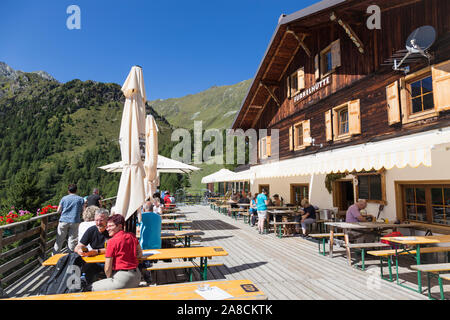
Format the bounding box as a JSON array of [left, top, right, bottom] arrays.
[[53, 184, 85, 254]]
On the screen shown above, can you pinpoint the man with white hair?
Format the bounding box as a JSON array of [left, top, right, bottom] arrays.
[[346, 199, 369, 223], [346, 199, 375, 243]]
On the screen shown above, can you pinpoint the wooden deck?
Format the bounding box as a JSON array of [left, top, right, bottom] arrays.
[[5, 205, 447, 299]]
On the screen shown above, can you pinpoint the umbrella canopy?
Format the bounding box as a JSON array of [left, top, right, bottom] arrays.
[[201, 168, 236, 184], [99, 155, 201, 174], [144, 115, 159, 200], [114, 66, 147, 221]]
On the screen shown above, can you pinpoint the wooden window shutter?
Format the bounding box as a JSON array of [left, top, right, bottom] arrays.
[[348, 99, 361, 135], [386, 81, 401, 125], [303, 120, 311, 147], [325, 110, 333, 141], [399, 77, 408, 120], [289, 126, 294, 151], [432, 60, 450, 112], [266, 136, 271, 157], [331, 39, 341, 69], [286, 76, 291, 99], [315, 54, 320, 81], [298, 68, 305, 90]]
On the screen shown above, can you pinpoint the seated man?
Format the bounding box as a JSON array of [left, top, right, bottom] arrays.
[[74, 209, 110, 284], [91, 214, 143, 292], [139, 203, 162, 250], [345, 199, 376, 243]]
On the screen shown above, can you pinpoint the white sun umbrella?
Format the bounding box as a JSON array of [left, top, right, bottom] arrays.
[[114, 66, 147, 221], [99, 156, 201, 174], [144, 115, 159, 200]]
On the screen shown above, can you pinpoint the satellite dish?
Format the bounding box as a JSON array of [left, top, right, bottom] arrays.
[[406, 25, 436, 54], [392, 25, 436, 74]]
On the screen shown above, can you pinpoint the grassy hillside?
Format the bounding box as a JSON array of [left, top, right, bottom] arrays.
[[149, 79, 252, 193], [149, 79, 251, 131]]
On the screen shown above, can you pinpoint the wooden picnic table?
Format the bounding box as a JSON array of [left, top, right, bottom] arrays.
[[43, 246, 228, 280], [267, 209, 300, 237], [325, 221, 418, 264], [161, 229, 204, 247], [378, 234, 450, 294], [161, 219, 192, 230], [160, 213, 186, 219], [6, 279, 267, 300]]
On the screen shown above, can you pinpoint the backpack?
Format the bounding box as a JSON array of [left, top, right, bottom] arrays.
[[39, 253, 86, 295]]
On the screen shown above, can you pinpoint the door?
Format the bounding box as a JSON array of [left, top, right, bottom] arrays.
[[333, 180, 354, 211]]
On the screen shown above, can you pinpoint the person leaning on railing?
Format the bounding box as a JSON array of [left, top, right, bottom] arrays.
[[53, 184, 85, 254]]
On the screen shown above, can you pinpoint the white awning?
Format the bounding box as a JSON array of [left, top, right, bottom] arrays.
[[201, 169, 236, 184], [99, 155, 200, 174], [250, 127, 450, 179]]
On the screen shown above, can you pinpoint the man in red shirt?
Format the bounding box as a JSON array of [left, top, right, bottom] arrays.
[[91, 214, 143, 291]]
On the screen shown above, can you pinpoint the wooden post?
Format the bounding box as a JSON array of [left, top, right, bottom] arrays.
[[39, 216, 48, 262]]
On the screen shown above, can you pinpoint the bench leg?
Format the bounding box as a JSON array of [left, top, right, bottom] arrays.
[[322, 239, 327, 256], [438, 276, 445, 300], [427, 273, 432, 300], [361, 249, 365, 271]]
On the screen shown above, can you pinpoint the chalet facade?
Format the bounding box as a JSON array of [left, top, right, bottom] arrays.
[[219, 0, 450, 233]]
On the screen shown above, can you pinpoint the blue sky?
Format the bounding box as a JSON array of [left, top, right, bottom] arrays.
[[0, 0, 316, 100]]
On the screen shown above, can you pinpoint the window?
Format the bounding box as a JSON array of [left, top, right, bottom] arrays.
[[404, 186, 429, 222], [318, 39, 341, 79], [399, 183, 450, 227], [388, 60, 450, 125], [290, 184, 309, 206], [258, 136, 271, 160], [290, 120, 311, 151], [287, 68, 305, 98], [338, 107, 349, 135], [322, 49, 333, 75], [259, 184, 270, 195], [400, 67, 438, 124], [431, 187, 450, 225], [328, 100, 361, 142], [410, 76, 434, 114], [296, 123, 303, 147], [356, 172, 385, 203]]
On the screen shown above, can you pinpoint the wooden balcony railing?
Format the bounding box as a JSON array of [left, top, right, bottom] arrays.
[[0, 212, 60, 291]]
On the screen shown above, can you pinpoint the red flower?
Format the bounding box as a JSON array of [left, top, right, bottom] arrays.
[[6, 218, 14, 224]]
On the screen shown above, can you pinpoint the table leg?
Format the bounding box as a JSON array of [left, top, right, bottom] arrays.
[[344, 230, 352, 265], [329, 229, 334, 258], [416, 244, 422, 294]]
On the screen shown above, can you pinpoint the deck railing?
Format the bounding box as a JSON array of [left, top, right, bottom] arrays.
[[0, 212, 60, 291]]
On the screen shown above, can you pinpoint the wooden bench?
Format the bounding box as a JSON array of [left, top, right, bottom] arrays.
[[240, 211, 251, 225], [229, 208, 246, 220], [174, 241, 202, 248], [368, 246, 450, 282], [343, 242, 391, 270], [270, 221, 300, 238], [410, 263, 450, 300], [309, 233, 345, 256], [146, 261, 224, 282]]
